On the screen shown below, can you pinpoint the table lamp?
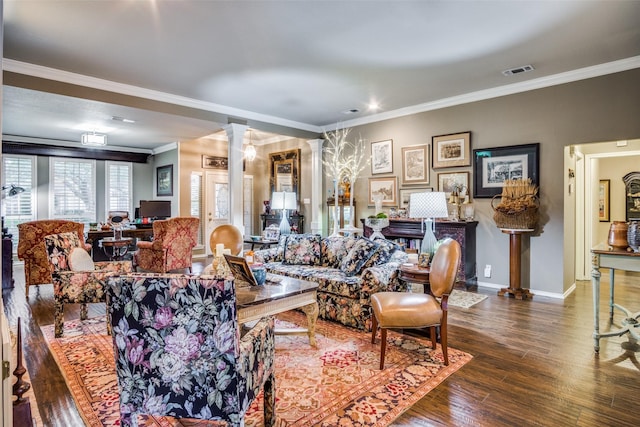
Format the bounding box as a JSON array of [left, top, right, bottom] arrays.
[[271, 191, 297, 235], [409, 192, 448, 264]]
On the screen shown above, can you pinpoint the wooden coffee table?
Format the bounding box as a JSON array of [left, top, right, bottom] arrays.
[[235, 275, 319, 347]]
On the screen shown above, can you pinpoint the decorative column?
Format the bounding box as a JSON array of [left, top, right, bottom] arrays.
[[307, 139, 324, 236], [223, 123, 248, 233]]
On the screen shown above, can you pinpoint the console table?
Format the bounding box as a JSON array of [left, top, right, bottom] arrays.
[[361, 218, 477, 287], [260, 213, 304, 234], [591, 243, 640, 352]]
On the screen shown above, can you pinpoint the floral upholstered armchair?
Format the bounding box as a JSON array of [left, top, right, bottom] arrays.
[[133, 217, 199, 273], [43, 232, 133, 337], [107, 273, 276, 427], [17, 219, 90, 298]]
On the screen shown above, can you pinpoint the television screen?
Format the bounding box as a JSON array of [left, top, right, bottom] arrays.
[[138, 200, 171, 219]]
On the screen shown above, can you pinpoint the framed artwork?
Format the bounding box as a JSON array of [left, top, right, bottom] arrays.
[[432, 131, 471, 169], [371, 139, 393, 174], [437, 172, 470, 198], [223, 254, 258, 286], [156, 164, 173, 197], [599, 179, 610, 222], [399, 187, 432, 209], [368, 176, 398, 206], [472, 143, 540, 198], [401, 144, 429, 185], [202, 155, 246, 171]]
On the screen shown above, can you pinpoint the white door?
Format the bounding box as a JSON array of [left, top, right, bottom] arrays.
[[205, 171, 229, 256]]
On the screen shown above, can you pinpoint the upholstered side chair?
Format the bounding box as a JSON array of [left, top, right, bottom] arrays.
[[210, 223, 244, 256], [17, 219, 90, 298], [43, 231, 133, 337], [107, 273, 276, 427], [133, 217, 199, 273], [371, 238, 461, 368]]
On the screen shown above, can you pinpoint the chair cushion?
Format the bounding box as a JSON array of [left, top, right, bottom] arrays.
[[340, 237, 380, 276], [282, 234, 321, 265], [69, 247, 95, 271], [371, 292, 442, 328], [44, 231, 84, 272]]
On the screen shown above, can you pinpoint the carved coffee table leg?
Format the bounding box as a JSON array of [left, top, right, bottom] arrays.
[[300, 302, 319, 348]]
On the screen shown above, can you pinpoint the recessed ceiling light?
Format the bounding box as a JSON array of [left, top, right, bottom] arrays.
[[368, 101, 380, 111], [342, 108, 360, 115], [111, 116, 136, 123]]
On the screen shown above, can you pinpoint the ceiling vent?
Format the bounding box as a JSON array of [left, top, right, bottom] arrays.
[[502, 65, 535, 76], [81, 132, 107, 146], [342, 108, 360, 115]]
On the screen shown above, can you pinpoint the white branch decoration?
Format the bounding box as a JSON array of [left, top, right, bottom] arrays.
[[342, 136, 370, 229], [322, 127, 351, 236]]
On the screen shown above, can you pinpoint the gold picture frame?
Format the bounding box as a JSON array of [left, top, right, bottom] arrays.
[[432, 131, 471, 169], [599, 179, 610, 222], [368, 176, 398, 206], [401, 144, 429, 185]]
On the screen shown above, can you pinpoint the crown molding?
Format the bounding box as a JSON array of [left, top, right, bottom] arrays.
[[2, 59, 322, 134], [152, 142, 179, 155], [339, 55, 640, 129]]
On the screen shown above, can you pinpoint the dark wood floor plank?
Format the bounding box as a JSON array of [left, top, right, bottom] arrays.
[[3, 261, 640, 426]]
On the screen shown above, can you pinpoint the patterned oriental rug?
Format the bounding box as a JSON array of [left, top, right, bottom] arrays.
[[42, 312, 472, 427]]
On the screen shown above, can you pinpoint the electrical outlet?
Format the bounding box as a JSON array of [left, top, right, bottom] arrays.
[[484, 265, 492, 278]]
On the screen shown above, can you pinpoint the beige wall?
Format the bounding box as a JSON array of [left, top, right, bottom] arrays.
[[344, 68, 640, 296]]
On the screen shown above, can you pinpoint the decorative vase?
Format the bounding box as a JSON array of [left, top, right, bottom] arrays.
[[251, 264, 267, 286], [608, 221, 629, 251], [627, 221, 640, 253]]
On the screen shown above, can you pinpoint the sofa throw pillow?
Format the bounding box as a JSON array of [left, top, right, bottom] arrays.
[[340, 237, 380, 276], [69, 247, 95, 271], [282, 234, 321, 265], [362, 238, 400, 270], [43, 231, 83, 272], [321, 235, 357, 268]]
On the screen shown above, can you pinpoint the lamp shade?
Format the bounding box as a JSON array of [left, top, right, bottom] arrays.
[[283, 191, 297, 210], [271, 191, 285, 210], [409, 192, 448, 219]]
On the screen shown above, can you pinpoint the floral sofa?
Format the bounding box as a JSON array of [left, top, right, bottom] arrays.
[[254, 234, 408, 331]]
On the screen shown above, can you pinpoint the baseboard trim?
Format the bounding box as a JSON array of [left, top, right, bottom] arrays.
[[477, 281, 570, 300]]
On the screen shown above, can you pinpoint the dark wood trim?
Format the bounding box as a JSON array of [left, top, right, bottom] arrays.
[[2, 141, 150, 163]]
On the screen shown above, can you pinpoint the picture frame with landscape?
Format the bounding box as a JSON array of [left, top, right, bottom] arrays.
[[432, 131, 471, 169], [472, 143, 540, 198], [437, 172, 470, 198], [368, 176, 398, 206], [399, 187, 432, 209], [371, 139, 393, 174], [401, 144, 429, 185]]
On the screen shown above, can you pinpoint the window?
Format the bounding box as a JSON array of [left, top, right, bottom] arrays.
[[2, 155, 36, 249], [191, 172, 203, 245], [49, 158, 96, 225], [106, 161, 133, 216]]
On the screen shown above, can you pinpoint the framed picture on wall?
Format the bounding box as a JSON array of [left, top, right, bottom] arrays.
[[401, 144, 429, 185], [599, 179, 610, 222], [368, 176, 398, 206], [472, 143, 540, 198], [371, 139, 393, 174], [437, 171, 470, 198], [399, 187, 432, 208], [156, 164, 173, 197], [432, 131, 471, 169]]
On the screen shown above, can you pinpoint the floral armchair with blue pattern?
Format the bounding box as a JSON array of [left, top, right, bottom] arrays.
[[106, 273, 276, 427], [255, 234, 408, 331]]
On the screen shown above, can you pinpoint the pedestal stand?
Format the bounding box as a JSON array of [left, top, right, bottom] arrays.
[[13, 317, 33, 427], [497, 228, 534, 300]]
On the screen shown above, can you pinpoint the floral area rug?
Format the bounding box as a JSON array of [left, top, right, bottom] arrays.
[[408, 284, 489, 309], [41, 311, 472, 427]]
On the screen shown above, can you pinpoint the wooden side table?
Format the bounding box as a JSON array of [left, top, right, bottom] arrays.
[[498, 228, 534, 300], [399, 263, 431, 294], [100, 237, 134, 261]]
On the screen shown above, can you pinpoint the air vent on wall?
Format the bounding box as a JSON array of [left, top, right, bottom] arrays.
[[502, 65, 535, 76]]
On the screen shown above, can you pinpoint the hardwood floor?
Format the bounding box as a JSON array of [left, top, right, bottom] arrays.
[[3, 259, 639, 426]]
